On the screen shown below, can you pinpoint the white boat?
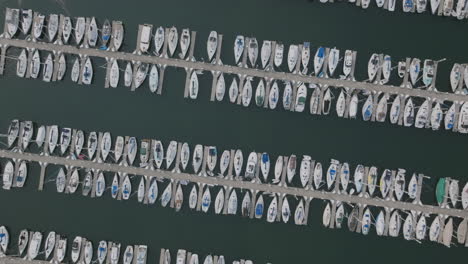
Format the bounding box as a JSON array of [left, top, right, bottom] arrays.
[[322, 88, 332, 115], [229, 78, 238, 103], [16, 49, 27, 78], [14, 160, 27, 188], [403, 98, 415, 127], [189, 71, 199, 99], [176, 249, 186, 264], [375, 211, 385, 236], [84, 241, 93, 264], [30, 50, 41, 79], [56, 168, 66, 193], [207, 31, 218, 62], [33, 14, 44, 40], [220, 150, 230, 177], [422, 59, 434, 87], [110, 244, 121, 264], [443, 0, 454, 16], [87, 131, 98, 159], [18, 230, 28, 256], [429, 216, 441, 242], [255, 195, 264, 219], [137, 177, 145, 203], [362, 0, 371, 8], [75, 17, 86, 45], [368, 53, 379, 82], [168, 27, 178, 57], [407, 173, 418, 200], [449, 180, 459, 208], [214, 188, 225, 214], [376, 0, 385, 7], [122, 175, 132, 200], [227, 189, 238, 215], [36, 125, 46, 148], [100, 132, 112, 162], [192, 144, 203, 173], [100, 19, 112, 49], [161, 183, 172, 207], [127, 137, 138, 165], [201, 188, 211, 212], [111, 174, 119, 199], [189, 185, 197, 209], [462, 182, 468, 209], [62, 17, 72, 44], [376, 94, 388, 122], [343, 50, 353, 78], [44, 231, 55, 260], [362, 94, 373, 122], [216, 74, 226, 101], [82, 171, 92, 196], [322, 203, 331, 227], [390, 95, 401, 124], [180, 143, 190, 171], [283, 82, 293, 110], [133, 63, 148, 89], [443, 218, 453, 247], [287, 45, 299, 72], [409, 58, 421, 86], [42, 53, 53, 82], [267, 196, 278, 223], [71, 57, 80, 82], [361, 208, 372, 235], [389, 210, 401, 237], [255, 79, 265, 107], [203, 255, 213, 264], [403, 0, 415, 12], [268, 81, 279, 109], [416, 215, 427, 240], [48, 125, 59, 154], [247, 38, 259, 67], [7, 120, 20, 148], [124, 62, 133, 87], [67, 169, 79, 194], [190, 254, 199, 264], [381, 55, 391, 84], [336, 90, 346, 118], [274, 43, 284, 68], [367, 166, 378, 196], [415, 99, 429, 128], [56, 237, 67, 263], [234, 35, 245, 65], [123, 246, 133, 264], [403, 213, 414, 240], [314, 47, 325, 76], [328, 48, 339, 77], [207, 146, 217, 174], [458, 102, 468, 133], [2, 161, 14, 190], [245, 152, 257, 180], [326, 160, 338, 190], [59, 128, 72, 155], [57, 54, 66, 81], [242, 78, 252, 107], [114, 136, 124, 162], [294, 199, 305, 225], [299, 155, 311, 188], [47, 14, 58, 42], [20, 9, 32, 35], [234, 149, 243, 177], [0, 226, 8, 255], [154, 27, 165, 55], [27, 232, 42, 260], [139, 24, 152, 53], [445, 103, 456, 130], [431, 0, 441, 13], [273, 155, 283, 184], [294, 83, 307, 112], [179, 29, 190, 58], [95, 172, 105, 197], [87, 17, 98, 47], [393, 169, 406, 201], [140, 140, 150, 165], [259, 153, 269, 181], [287, 155, 297, 183], [82, 57, 93, 85], [313, 162, 323, 190], [301, 42, 310, 73], [148, 178, 158, 204], [260, 40, 271, 69], [174, 184, 183, 211], [149, 65, 159, 93], [281, 197, 291, 223], [340, 162, 350, 192]]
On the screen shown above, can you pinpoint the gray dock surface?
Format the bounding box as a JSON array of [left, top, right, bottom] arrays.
[[1, 149, 467, 219]]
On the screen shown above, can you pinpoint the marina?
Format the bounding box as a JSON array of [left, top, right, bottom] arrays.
[[1, 119, 468, 249], [2, 9, 468, 135]]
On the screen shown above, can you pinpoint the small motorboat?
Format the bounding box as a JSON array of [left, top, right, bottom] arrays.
[[268, 81, 279, 110], [168, 27, 178, 57], [2, 161, 14, 190], [229, 78, 239, 103], [216, 74, 226, 101], [247, 38, 258, 67], [255, 79, 265, 107], [42, 53, 54, 82], [192, 144, 203, 173], [47, 14, 59, 42], [18, 229, 28, 256], [149, 65, 159, 93], [227, 189, 238, 215], [207, 31, 218, 62], [201, 187, 212, 213], [189, 71, 199, 99], [139, 24, 152, 53], [27, 231, 42, 260], [57, 54, 67, 81], [62, 17, 72, 44], [274, 42, 284, 68], [242, 78, 252, 107], [260, 40, 272, 69], [286, 155, 297, 183], [71, 57, 80, 82], [127, 137, 138, 165], [245, 152, 257, 180], [283, 82, 292, 111], [154, 27, 165, 55], [234, 35, 245, 65], [87, 17, 98, 47], [75, 17, 86, 45], [234, 149, 243, 177], [82, 57, 94, 85]]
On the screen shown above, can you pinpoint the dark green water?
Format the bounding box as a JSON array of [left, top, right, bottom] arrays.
[[0, 0, 467, 263]]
